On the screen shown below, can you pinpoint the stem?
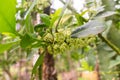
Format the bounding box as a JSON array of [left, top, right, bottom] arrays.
[[55, 0, 70, 32], [38, 65, 42, 80], [60, 0, 77, 14], [60, 0, 87, 23], [42, 50, 57, 80], [98, 34, 120, 54]]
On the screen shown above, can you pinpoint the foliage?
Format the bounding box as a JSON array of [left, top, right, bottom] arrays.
[[0, 0, 120, 80], [0, 0, 16, 33]]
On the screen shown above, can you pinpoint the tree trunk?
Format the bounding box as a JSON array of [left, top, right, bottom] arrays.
[[41, 6, 57, 80], [42, 50, 57, 80]]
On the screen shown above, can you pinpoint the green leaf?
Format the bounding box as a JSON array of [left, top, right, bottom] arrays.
[[116, 56, 120, 61], [31, 41, 45, 48], [109, 56, 120, 68], [34, 24, 47, 36], [60, 14, 73, 27], [40, 14, 50, 26], [71, 52, 83, 61], [50, 8, 62, 27], [2, 32, 17, 38], [0, 0, 16, 33], [81, 59, 93, 71], [109, 60, 120, 69], [34, 23, 47, 32], [71, 20, 106, 38], [0, 41, 19, 54], [25, 14, 34, 34], [32, 54, 44, 75], [75, 14, 87, 26], [20, 34, 36, 48], [80, 9, 89, 16]]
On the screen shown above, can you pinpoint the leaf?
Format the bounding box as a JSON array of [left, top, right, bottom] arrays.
[[59, 14, 73, 27], [31, 41, 45, 48], [75, 14, 87, 26], [102, 20, 112, 37], [34, 23, 47, 32], [95, 11, 116, 18], [54, 0, 70, 31], [109, 56, 120, 68], [20, 34, 36, 48], [86, 2, 94, 6], [71, 20, 106, 38], [25, 14, 34, 34], [50, 8, 62, 27], [32, 54, 44, 75], [2, 32, 17, 38], [24, 0, 38, 19], [71, 52, 83, 61], [0, 41, 19, 54], [34, 24, 47, 36], [0, 0, 16, 33], [116, 56, 120, 61], [81, 60, 93, 71], [80, 9, 89, 16], [40, 14, 50, 26], [109, 60, 120, 69], [96, 6, 105, 14]]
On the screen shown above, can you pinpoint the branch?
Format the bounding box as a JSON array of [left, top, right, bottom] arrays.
[[60, 0, 77, 14], [55, 0, 71, 32], [98, 34, 120, 54]]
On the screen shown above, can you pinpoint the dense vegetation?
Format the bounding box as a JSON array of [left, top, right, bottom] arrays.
[[0, 0, 120, 80]]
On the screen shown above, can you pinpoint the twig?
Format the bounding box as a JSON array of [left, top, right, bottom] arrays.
[[60, 0, 77, 14], [55, 0, 70, 32], [98, 34, 120, 54]]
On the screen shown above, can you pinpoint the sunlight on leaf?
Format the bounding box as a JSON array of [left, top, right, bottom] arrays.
[[0, 0, 16, 33]]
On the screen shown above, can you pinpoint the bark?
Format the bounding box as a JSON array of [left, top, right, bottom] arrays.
[[42, 50, 57, 80], [41, 6, 57, 80], [30, 2, 57, 80]]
